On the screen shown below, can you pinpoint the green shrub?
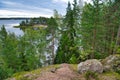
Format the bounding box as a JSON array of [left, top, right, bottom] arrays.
[[84, 71, 99, 80], [0, 67, 14, 80], [94, 52, 108, 59], [69, 54, 78, 64]]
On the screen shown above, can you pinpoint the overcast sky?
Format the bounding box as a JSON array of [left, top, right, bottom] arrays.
[[0, 0, 91, 18]]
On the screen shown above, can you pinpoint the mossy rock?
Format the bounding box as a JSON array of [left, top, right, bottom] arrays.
[[6, 63, 120, 80], [101, 54, 120, 73]]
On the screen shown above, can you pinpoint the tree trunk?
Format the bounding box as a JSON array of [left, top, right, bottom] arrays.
[[110, 27, 115, 54], [113, 26, 120, 54], [91, 28, 96, 59]]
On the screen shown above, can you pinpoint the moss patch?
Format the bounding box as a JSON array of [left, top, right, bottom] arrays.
[[99, 72, 120, 80], [6, 64, 59, 80]]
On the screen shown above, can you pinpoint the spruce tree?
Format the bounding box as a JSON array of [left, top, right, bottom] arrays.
[[55, 1, 79, 64]]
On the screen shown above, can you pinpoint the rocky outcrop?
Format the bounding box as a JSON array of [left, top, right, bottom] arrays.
[[101, 54, 120, 72], [7, 56, 120, 80], [36, 63, 81, 80], [78, 59, 103, 73], [7, 63, 120, 80]]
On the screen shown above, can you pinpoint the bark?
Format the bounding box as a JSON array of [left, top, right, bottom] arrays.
[[113, 26, 120, 54]]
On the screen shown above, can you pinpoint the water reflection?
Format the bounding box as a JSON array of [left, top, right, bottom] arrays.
[[0, 20, 24, 36]]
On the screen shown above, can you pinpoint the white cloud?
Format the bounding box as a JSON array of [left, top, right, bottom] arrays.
[[0, 1, 53, 18], [52, 0, 91, 6], [0, 0, 92, 18], [52, 0, 91, 4], [84, 0, 91, 3], [1, 1, 52, 13], [0, 10, 52, 18], [1, 1, 17, 5], [52, 0, 74, 4]]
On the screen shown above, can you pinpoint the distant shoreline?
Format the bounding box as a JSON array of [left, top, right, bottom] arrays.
[[0, 18, 31, 20]]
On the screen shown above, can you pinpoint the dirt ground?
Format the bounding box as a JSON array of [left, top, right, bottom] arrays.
[[35, 63, 83, 80]]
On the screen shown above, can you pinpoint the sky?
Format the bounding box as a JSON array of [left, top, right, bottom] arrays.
[[0, 0, 91, 18]]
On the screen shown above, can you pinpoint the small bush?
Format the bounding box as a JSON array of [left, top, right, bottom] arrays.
[[69, 54, 78, 64], [84, 71, 99, 80], [0, 67, 13, 80], [93, 52, 109, 59]]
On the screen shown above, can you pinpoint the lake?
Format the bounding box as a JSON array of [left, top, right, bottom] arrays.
[[0, 20, 24, 36]]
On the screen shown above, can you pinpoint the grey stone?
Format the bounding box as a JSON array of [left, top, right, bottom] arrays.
[[78, 59, 103, 73], [101, 54, 120, 72]]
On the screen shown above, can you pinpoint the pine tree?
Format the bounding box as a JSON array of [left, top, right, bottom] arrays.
[[0, 25, 7, 41], [55, 1, 79, 64], [81, 0, 105, 59]]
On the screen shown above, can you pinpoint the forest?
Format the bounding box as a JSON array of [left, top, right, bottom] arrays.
[[0, 0, 120, 79]]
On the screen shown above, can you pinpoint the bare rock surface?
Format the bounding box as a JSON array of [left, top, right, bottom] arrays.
[[36, 63, 81, 80], [78, 59, 103, 73], [101, 54, 120, 72]]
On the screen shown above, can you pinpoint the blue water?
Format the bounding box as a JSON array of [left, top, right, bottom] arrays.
[[0, 20, 24, 36]]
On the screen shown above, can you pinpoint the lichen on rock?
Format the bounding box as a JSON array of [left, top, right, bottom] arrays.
[[78, 59, 103, 73], [101, 54, 120, 73]]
